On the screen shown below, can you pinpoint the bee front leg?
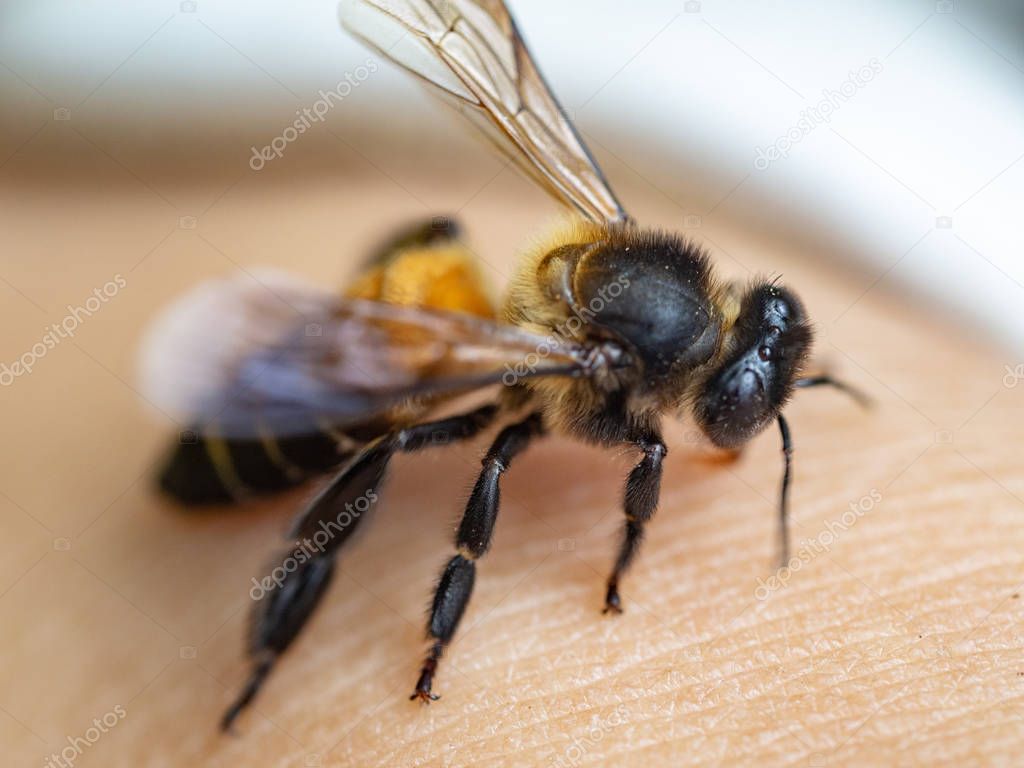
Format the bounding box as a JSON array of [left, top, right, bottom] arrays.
[[603, 434, 666, 614], [412, 412, 545, 703]]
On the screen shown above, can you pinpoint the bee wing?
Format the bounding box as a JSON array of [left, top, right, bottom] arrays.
[[339, 0, 629, 226], [140, 270, 589, 438]]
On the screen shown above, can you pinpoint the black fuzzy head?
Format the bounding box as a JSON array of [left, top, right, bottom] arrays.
[[572, 229, 721, 382], [695, 282, 811, 449]]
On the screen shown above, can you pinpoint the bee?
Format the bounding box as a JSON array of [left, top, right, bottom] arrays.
[[142, 0, 866, 730]]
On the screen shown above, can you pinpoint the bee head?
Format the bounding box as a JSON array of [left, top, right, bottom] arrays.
[[694, 282, 811, 448]]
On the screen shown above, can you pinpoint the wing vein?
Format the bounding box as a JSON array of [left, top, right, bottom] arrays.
[[339, 0, 629, 224]]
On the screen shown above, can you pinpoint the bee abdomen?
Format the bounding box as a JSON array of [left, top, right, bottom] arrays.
[[158, 429, 355, 505]]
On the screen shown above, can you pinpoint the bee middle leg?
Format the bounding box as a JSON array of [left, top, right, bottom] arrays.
[[411, 411, 545, 703], [221, 403, 500, 731], [603, 433, 666, 614]]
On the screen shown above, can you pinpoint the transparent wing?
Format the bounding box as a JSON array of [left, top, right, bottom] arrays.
[[339, 0, 629, 225], [140, 270, 593, 438]]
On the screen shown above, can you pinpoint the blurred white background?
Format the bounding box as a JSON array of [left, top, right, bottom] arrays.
[[2, 0, 1022, 347]]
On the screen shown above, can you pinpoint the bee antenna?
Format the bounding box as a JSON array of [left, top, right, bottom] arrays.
[[795, 375, 872, 409], [776, 414, 793, 569]]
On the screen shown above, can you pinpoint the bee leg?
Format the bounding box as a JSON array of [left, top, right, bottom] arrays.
[[222, 553, 336, 733], [286, 404, 499, 547], [603, 434, 666, 615], [411, 412, 545, 703], [221, 404, 499, 731]]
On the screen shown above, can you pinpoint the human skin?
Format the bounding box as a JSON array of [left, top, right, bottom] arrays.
[[1, 147, 1022, 767]]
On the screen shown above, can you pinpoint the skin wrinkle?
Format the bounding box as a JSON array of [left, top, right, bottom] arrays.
[[428, 589, 925, 757]]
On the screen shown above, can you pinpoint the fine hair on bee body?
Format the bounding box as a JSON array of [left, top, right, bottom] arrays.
[[140, 0, 868, 730], [505, 218, 728, 437]]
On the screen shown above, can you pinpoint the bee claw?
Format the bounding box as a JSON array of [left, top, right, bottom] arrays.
[[602, 584, 624, 614]]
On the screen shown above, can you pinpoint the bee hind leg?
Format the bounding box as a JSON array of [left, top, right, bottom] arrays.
[[412, 411, 545, 703], [221, 403, 500, 731], [221, 554, 335, 733], [603, 433, 666, 615]]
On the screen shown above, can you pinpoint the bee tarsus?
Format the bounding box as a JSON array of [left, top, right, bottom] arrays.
[[603, 436, 667, 614]]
